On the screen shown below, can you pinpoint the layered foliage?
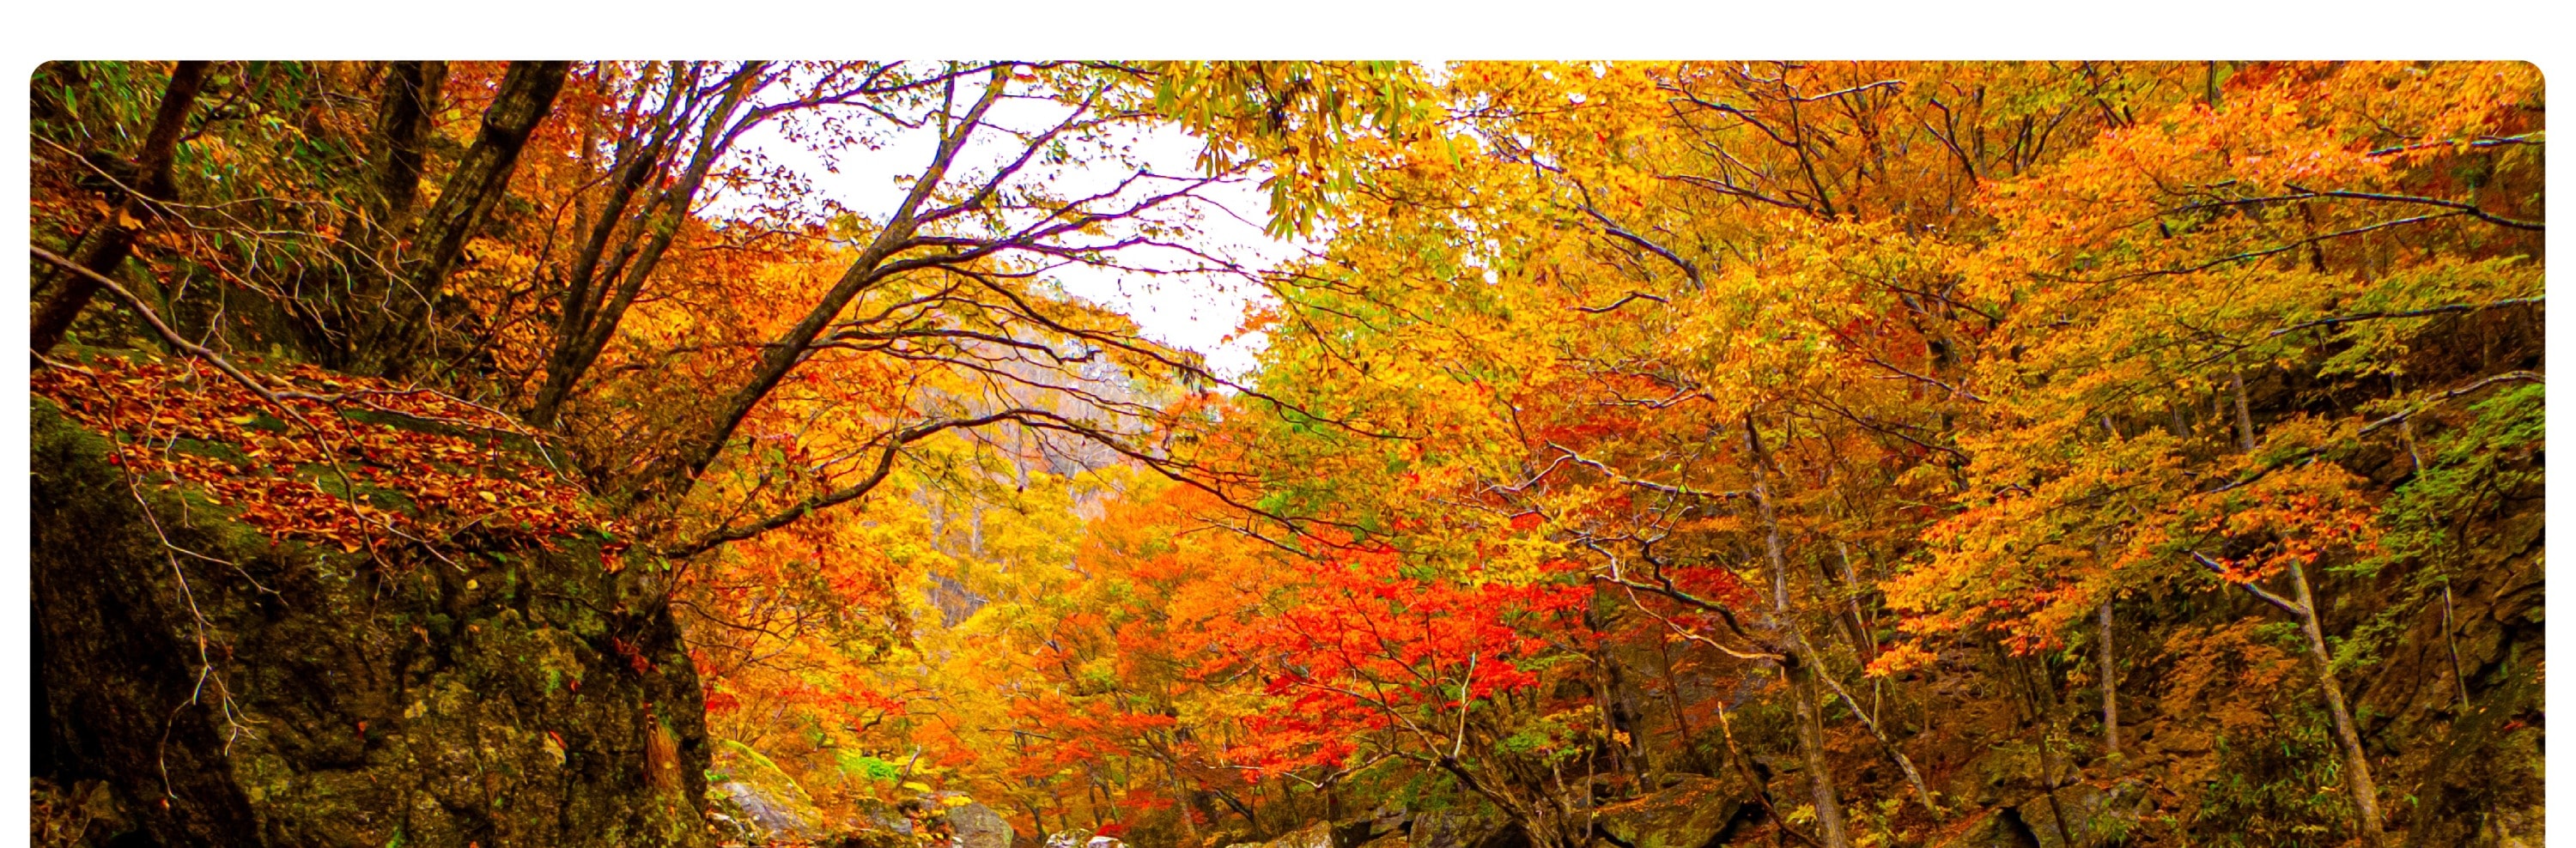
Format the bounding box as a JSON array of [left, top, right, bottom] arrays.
[[30, 60, 2541, 848]]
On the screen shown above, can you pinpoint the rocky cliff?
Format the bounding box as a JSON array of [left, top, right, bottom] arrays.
[[32, 364, 714, 847]]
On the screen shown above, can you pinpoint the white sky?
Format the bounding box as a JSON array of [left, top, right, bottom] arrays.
[[711, 78, 1309, 379]]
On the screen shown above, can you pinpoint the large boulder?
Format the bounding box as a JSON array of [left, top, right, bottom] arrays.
[[941, 797, 1018, 848], [1406, 810, 1493, 848], [31, 389, 713, 847], [1932, 809, 2038, 848], [1592, 774, 1747, 848], [1273, 821, 1337, 848], [705, 740, 838, 845], [708, 739, 825, 844], [712, 780, 823, 845], [2010, 783, 2146, 848]]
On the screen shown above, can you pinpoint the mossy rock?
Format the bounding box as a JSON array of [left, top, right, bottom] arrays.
[[32, 398, 714, 847], [2013, 782, 2145, 848], [707, 740, 826, 845], [1591, 774, 1747, 848]]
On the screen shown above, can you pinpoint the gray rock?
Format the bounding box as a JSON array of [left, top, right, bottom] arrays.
[[714, 781, 821, 845], [1273, 821, 1335, 848], [31, 398, 715, 848], [1406, 811, 1491, 848], [944, 801, 1018, 848], [1043, 832, 1125, 848], [2012, 782, 2146, 848]]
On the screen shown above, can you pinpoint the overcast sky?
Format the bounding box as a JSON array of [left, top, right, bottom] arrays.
[[712, 78, 1304, 378]]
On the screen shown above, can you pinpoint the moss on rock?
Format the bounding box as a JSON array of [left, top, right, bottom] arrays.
[[33, 397, 714, 847]]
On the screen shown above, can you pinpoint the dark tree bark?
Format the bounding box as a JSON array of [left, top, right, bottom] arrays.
[[291, 61, 451, 364], [529, 62, 765, 427], [367, 61, 449, 236], [30, 60, 210, 356], [653, 67, 1012, 500], [355, 59, 569, 376]]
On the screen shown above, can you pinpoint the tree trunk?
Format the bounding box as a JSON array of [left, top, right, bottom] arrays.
[[657, 67, 1012, 502], [2230, 366, 2257, 452], [2026, 655, 2079, 848], [2098, 599, 2121, 768], [1649, 634, 1707, 773], [31, 61, 210, 356], [2287, 560, 2387, 846], [1745, 414, 1851, 848], [531, 63, 764, 427], [367, 61, 448, 234], [356, 60, 568, 376], [289, 62, 450, 363]]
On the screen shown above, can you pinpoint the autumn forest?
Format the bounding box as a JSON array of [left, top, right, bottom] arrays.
[[25, 61, 2543, 848]]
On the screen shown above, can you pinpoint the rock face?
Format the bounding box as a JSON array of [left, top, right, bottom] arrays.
[[1404, 811, 1489, 848], [1934, 782, 2145, 848], [31, 400, 713, 847], [942, 800, 1018, 848], [708, 741, 824, 845], [714, 781, 823, 845], [1590, 774, 1747, 848], [2011, 783, 2145, 848], [1935, 809, 2038, 848]]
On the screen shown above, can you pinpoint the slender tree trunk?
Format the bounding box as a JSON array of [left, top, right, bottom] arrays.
[[2286, 560, 2387, 846], [1649, 635, 1706, 773], [1808, 649, 1938, 815], [290, 61, 449, 363], [31, 61, 210, 356], [2442, 583, 2470, 710], [2026, 655, 2079, 847], [2098, 599, 2121, 768], [1168, 760, 1201, 845], [2230, 366, 2258, 452], [1832, 542, 1875, 663], [1746, 414, 1851, 848]]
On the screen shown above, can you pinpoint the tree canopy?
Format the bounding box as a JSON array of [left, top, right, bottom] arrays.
[[29, 60, 2543, 848]]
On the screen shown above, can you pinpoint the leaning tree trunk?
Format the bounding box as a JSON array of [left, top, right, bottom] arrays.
[[355, 60, 569, 377], [30, 60, 210, 356], [530, 62, 767, 427], [2287, 560, 2388, 847], [1746, 414, 1853, 848], [291, 61, 450, 365]]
